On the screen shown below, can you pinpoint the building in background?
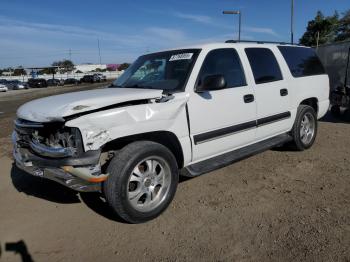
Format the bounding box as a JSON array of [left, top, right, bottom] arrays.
[[74, 64, 107, 73]]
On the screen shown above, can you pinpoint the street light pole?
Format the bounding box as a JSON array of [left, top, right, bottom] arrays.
[[223, 10, 241, 41], [291, 0, 294, 44]]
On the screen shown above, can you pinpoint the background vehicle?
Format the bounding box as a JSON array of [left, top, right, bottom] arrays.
[[5, 80, 28, 90], [47, 79, 64, 86], [330, 47, 350, 117], [80, 74, 99, 83], [13, 42, 329, 223], [94, 73, 107, 82], [27, 78, 48, 88], [0, 83, 8, 92], [64, 78, 80, 85]]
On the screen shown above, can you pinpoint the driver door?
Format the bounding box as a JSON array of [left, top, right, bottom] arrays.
[[187, 48, 257, 162]]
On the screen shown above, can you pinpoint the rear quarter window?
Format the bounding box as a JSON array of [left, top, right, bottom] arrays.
[[278, 46, 326, 77]]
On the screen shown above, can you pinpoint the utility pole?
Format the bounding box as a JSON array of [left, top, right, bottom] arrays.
[[223, 10, 242, 41], [98, 39, 102, 65], [291, 0, 294, 44]]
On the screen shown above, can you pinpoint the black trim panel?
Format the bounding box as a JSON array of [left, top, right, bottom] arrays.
[[193, 120, 256, 145], [193, 111, 291, 145], [257, 111, 291, 127]]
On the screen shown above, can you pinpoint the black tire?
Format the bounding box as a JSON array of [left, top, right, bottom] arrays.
[[290, 105, 318, 151], [330, 105, 341, 116], [104, 141, 179, 223]]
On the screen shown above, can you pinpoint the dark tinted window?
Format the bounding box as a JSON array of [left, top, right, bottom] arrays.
[[245, 48, 283, 84], [278, 46, 325, 77], [198, 48, 246, 88]]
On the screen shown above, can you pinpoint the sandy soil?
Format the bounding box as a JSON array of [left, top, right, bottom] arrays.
[[0, 85, 349, 261]]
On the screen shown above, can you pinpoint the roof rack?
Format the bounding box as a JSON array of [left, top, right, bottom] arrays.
[[225, 40, 301, 45]]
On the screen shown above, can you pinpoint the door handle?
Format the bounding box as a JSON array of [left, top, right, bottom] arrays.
[[280, 88, 288, 96], [243, 94, 254, 103]]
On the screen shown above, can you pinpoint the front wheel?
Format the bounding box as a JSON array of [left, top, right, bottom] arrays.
[[104, 141, 179, 223], [290, 105, 318, 151]]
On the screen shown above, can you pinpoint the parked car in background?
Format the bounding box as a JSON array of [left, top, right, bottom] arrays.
[[6, 80, 28, 90], [27, 78, 48, 88], [0, 83, 8, 92], [94, 73, 107, 82], [80, 74, 99, 83], [47, 79, 64, 86], [64, 78, 80, 85], [0, 79, 8, 85]]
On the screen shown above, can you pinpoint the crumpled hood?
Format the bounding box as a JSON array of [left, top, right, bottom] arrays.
[[17, 88, 163, 122]]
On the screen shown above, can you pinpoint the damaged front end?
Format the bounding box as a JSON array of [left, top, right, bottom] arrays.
[[12, 118, 108, 192]]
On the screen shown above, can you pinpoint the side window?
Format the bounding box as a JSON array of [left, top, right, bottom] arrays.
[[245, 48, 283, 84], [278, 46, 326, 77], [198, 48, 246, 88]]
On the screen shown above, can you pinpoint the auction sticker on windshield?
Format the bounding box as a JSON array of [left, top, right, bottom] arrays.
[[169, 53, 193, 61]]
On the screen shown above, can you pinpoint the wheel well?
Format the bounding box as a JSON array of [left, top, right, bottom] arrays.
[[300, 98, 318, 113], [102, 131, 184, 168]]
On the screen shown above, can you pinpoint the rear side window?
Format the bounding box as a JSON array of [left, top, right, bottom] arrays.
[[245, 48, 283, 84], [198, 48, 246, 88], [278, 46, 325, 77]]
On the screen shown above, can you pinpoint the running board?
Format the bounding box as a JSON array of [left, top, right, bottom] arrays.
[[183, 134, 292, 177]]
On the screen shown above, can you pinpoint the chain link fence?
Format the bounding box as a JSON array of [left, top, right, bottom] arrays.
[[316, 41, 350, 91]]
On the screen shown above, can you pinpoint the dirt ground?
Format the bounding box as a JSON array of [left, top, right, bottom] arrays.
[[0, 85, 349, 262]]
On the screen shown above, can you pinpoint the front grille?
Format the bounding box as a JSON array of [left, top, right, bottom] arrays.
[[14, 118, 83, 158]]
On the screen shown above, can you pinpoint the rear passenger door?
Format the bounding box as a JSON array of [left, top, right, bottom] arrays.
[[244, 47, 292, 140], [188, 48, 257, 162]]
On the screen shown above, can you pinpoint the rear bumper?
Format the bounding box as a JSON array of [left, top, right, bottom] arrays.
[[12, 132, 106, 192]]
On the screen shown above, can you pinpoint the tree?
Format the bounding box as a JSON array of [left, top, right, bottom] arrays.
[[118, 63, 130, 71], [52, 60, 75, 73], [299, 11, 339, 46], [38, 67, 56, 75], [336, 10, 350, 41]]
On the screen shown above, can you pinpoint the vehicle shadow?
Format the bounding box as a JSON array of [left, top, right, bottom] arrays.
[[10, 164, 80, 204], [79, 192, 126, 223], [319, 111, 350, 124], [10, 163, 126, 223]]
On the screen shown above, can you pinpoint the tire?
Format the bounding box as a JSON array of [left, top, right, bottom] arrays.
[[290, 105, 318, 151], [104, 141, 179, 223]]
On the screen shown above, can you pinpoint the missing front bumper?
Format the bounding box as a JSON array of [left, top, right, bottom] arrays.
[[13, 144, 106, 192]]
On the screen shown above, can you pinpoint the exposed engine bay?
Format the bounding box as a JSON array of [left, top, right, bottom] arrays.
[[14, 118, 83, 158]]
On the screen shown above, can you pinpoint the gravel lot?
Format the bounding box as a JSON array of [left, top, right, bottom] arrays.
[[0, 85, 349, 262]]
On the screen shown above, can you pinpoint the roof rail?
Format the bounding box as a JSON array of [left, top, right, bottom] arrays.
[[225, 40, 300, 45]]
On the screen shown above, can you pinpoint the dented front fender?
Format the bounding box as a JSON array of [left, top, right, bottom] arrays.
[[65, 94, 190, 151]]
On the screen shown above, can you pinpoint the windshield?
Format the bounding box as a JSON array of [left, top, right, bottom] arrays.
[[111, 49, 200, 92]]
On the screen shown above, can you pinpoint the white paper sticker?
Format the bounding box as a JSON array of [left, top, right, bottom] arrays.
[[169, 53, 193, 61]]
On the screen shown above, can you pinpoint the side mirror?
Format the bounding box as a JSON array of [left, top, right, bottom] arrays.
[[196, 74, 227, 92]]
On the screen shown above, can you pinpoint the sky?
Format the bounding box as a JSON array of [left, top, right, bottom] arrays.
[[0, 0, 348, 68]]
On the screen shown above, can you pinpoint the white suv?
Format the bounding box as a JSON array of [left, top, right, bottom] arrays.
[[13, 42, 329, 223]]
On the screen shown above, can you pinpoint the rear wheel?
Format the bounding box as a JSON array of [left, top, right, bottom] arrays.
[[104, 141, 179, 223], [290, 105, 318, 151]]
